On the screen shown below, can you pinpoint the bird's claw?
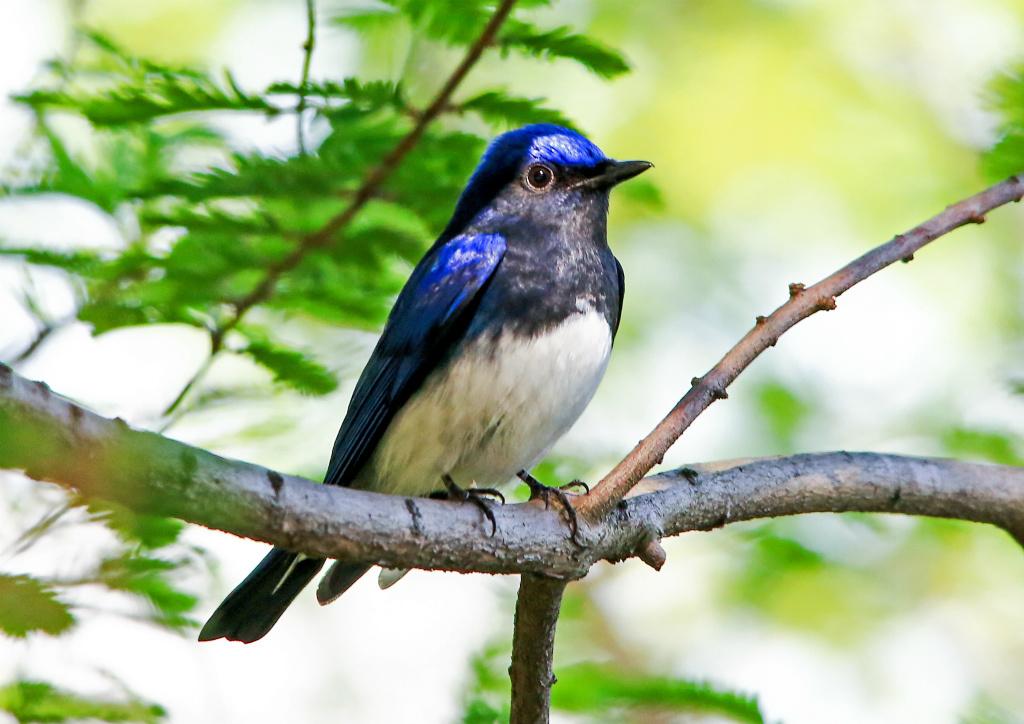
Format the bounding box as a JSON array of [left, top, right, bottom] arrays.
[[517, 470, 586, 548], [441, 475, 501, 536], [560, 479, 589, 494]]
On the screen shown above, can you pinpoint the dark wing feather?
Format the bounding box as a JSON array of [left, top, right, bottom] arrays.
[[323, 232, 507, 488], [612, 256, 626, 338]]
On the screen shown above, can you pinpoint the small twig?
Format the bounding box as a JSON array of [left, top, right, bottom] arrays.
[[4, 320, 62, 365], [159, 329, 222, 419], [159, 0, 520, 417], [297, 0, 316, 156], [509, 575, 567, 724], [578, 174, 1024, 521]]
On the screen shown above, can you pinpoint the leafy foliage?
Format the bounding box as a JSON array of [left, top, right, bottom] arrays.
[[241, 331, 339, 395], [4, 1, 627, 404], [457, 90, 577, 130], [942, 427, 1024, 466], [498, 22, 630, 78], [15, 68, 275, 126], [984, 66, 1024, 178], [0, 576, 74, 638], [551, 663, 765, 723], [336, 1, 629, 78], [97, 554, 198, 631], [0, 681, 164, 724]]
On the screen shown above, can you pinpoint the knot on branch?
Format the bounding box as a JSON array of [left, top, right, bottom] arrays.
[[690, 375, 728, 400], [637, 536, 667, 571], [788, 282, 806, 298], [817, 296, 837, 311]]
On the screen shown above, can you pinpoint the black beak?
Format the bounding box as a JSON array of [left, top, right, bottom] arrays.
[[579, 159, 653, 189]]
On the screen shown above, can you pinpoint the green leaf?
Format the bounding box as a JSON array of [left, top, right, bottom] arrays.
[[97, 554, 198, 631], [0, 575, 75, 638], [87, 501, 185, 549], [499, 22, 630, 78], [16, 70, 276, 126], [0, 681, 165, 723], [268, 78, 406, 116], [240, 332, 339, 395], [983, 67, 1024, 178], [457, 90, 577, 130], [942, 427, 1024, 466], [551, 663, 765, 723], [0, 247, 106, 275], [333, 3, 628, 80], [755, 380, 810, 451], [982, 130, 1024, 180]]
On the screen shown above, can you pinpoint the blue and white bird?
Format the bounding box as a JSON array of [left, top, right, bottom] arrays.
[[199, 124, 651, 643]]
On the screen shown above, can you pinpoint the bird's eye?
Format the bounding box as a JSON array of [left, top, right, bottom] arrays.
[[525, 163, 555, 190]]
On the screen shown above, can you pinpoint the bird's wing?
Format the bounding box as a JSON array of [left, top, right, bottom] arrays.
[[613, 256, 626, 338], [323, 232, 507, 488]]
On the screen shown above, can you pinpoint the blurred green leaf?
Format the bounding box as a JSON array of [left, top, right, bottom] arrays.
[[942, 427, 1024, 466], [16, 70, 275, 126], [240, 331, 340, 395], [268, 78, 406, 117], [755, 380, 810, 451], [498, 22, 630, 78], [0, 576, 75, 638], [551, 663, 765, 723], [87, 501, 185, 549], [457, 90, 577, 130], [0, 681, 164, 723], [97, 554, 198, 631]]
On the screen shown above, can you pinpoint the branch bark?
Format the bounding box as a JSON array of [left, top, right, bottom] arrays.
[[509, 576, 566, 724], [3, 364, 1022, 575]]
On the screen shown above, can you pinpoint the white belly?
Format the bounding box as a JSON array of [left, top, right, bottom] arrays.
[[358, 308, 613, 496]]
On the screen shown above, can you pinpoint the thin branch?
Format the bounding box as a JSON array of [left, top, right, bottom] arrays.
[[4, 320, 61, 365], [578, 174, 1024, 521], [509, 576, 566, 724], [3, 365, 1022, 575], [158, 0, 519, 417], [297, 0, 316, 156], [159, 331, 221, 419]]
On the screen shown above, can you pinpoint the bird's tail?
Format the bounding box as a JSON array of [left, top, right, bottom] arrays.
[[316, 561, 371, 605], [198, 548, 326, 643]]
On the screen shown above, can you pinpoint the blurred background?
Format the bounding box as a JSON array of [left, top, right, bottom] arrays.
[[1, 0, 1023, 722]]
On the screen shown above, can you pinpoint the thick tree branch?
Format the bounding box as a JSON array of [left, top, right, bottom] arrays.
[[509, 576, 566, 724], [3, 364, 1022, 577], [579, 174, 1024, 521]]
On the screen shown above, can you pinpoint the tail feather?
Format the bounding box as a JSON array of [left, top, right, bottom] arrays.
[[316, 561, 370, 605], [198, 548, 325, 643]]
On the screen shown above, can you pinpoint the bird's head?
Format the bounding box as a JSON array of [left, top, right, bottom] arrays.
[[441, 124, 651, 240]]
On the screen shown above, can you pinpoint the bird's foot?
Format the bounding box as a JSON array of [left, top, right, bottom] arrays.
[[441, 474, 503, 536], [517, 470, 586, 547], [561, 479, 590, 494]]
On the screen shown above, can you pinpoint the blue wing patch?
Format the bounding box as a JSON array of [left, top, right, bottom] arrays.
[[323, 232, 507, 488]]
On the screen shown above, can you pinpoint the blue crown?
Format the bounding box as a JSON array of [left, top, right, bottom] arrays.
[[483, 124, 606, 169]]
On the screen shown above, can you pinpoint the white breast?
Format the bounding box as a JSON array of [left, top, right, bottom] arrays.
[[359, 307, 613, 496]]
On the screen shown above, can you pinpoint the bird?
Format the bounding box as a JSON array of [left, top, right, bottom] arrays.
[[198, 123, 651, 643]]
